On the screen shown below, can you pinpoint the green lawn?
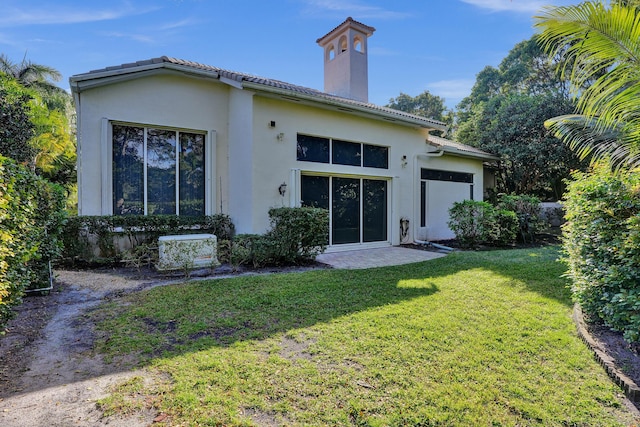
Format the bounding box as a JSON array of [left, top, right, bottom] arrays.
[[94, 246, 637, 426]]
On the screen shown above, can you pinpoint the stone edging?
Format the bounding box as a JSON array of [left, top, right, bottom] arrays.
[[573, 304, 640, 405]]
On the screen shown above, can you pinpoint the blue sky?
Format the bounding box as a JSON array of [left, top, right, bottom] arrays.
[[1, 0, 579, 109]]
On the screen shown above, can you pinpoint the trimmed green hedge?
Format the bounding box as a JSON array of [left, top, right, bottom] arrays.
[[229, 207, 329, 268], [0, 156, 66, 329], [61, 214, 234, 265], [447, 200, 519, 248], [563, 165, 640, 343]]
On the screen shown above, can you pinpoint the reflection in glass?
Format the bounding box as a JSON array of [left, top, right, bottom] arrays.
[[147, 129, 176, 215], [297, 134, 329, 163], [332, 139, 361, 166], [363, 144, 388, 169], [179, 133, 205, 216], [113, 125, 144, 215], [301, 175, 329, 210], [332, 177, 360, 244], [363, 179, 387, 242], [301, 175, 330, 245]]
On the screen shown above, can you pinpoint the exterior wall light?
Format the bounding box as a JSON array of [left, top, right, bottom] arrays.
[[278, 182, 287, 196]]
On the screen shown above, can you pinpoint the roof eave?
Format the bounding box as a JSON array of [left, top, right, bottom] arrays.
[[68, 59, 447, 131], [69, 62, 220, 93], [242, 81, 446, 131], [440, 146, 500, 161]]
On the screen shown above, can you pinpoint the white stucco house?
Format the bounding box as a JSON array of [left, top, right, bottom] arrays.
[[70, 17, 497, 251]]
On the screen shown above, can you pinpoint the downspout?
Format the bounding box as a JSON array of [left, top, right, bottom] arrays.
[[414, 239, 454, 252], [411, 146, 454, 252]]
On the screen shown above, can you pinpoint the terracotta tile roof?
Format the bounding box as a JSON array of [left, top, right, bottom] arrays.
[[316, 17, 376, 44], [71, 55, 447, 130], [427, 134, 499, 160]]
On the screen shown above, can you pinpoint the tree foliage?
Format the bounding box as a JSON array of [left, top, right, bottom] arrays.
[[535, 1, 640, 171], [455, 37, 584, 200], [0, 57, 76, 191], [386, 90, 452, 133], [0, 156, 67, 330], [0, 77, 37, 165], [0, 53, 68, 112]]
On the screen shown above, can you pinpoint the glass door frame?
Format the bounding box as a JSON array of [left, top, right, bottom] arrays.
[[300, 173, 391, 247]]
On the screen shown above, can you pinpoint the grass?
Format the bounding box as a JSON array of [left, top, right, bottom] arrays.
[[93, 246, 638, 426]]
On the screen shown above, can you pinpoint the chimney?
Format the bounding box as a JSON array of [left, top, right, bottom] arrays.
[[316, 17, 375, 103]]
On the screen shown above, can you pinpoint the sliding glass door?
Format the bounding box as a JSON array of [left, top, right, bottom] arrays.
[[301, 175, 388, 245]]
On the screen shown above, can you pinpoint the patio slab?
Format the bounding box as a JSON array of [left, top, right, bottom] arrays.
[[316, 246, 447, 270]]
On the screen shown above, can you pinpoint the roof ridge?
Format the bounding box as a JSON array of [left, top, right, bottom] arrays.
[[72, 56, 447, 129], [316, 17, 376, 44]]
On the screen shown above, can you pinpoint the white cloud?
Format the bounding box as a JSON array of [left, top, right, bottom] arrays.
[[100, 31, 156, 44], [0, 3, 159, 27], [427, 79, 475, 101], [459, 0, 576, 14], [300, 0, 409, 19], [159, 19, 199, 31]]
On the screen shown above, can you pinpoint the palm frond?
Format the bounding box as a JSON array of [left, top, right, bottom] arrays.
[[545, 114, 640, 170], [535, 3, 640, 130]]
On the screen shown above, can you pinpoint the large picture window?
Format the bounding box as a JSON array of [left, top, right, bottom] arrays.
[[112, 124, 205, 216]]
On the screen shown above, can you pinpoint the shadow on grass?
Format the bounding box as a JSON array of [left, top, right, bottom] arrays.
[[93, 246, 570, 364]]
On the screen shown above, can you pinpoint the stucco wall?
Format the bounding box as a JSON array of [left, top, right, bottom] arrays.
[[75, 73, 486, 246], [251, 96, 485, 244], [418, 155, 485, 241], [76, 73, 230, 216]]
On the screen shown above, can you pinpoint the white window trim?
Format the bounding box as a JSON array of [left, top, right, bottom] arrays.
[[101, 119, 216, 215]]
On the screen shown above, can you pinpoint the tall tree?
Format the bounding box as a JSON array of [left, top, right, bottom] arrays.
[[386, 90, 452, 133], [0, 54, 69, 111], [454, 36, 584, 199], [535, 1, 640, 170], [0, 58, 76, 191], [0, 77, 37, 165]]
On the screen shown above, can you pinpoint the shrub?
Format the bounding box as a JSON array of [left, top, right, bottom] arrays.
[[493, 209, 519, 246], [266, 207, 329, 262], [495, 194, 546, 243], [60, 214, 234, 265], [0, 156, 66, 329], [229, 234, 276, 269], [562, 164, 640, 343], [448, 200, 497, 248], [229, 207, 329, 268]]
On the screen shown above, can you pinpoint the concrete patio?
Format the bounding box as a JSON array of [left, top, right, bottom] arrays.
[[316, 246, 447, 270]]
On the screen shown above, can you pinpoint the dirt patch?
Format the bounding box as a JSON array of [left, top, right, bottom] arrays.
[[0, 263, 326, 426], [0, 270, 167, 427]]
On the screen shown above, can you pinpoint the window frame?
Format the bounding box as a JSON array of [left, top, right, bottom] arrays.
[[300, 173, 390, 246], [297, 133, 388, 170], [104, 120, 215, 216]]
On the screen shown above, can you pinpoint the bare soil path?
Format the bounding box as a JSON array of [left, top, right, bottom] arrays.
[[0, 269, 165, 427]]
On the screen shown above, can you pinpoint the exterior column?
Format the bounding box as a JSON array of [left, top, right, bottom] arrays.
[[228, 88, 255, 234]]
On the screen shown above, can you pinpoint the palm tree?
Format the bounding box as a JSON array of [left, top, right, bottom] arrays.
[[0, 54, 69, 111], [534, 1, 640, 170]]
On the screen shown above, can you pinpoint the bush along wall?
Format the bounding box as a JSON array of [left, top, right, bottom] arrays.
[[447, 200, 520, 248], [229, 207, 329, 268], [60, 214, 234, 266], [447, 195, 548, 249], [563, 164, 640, 343], [0, 156, 67, 329], [495, 193, 546, 243]]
